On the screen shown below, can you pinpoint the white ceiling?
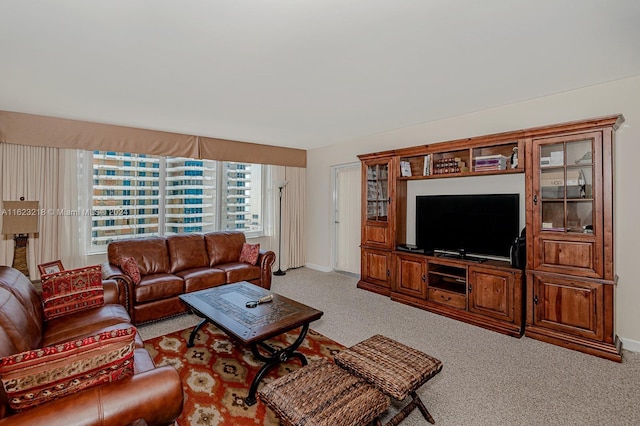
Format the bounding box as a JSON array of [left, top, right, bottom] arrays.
[[2, 1, 640, 150]]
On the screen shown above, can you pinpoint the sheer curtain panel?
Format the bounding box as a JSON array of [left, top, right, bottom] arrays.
[[0, 143, 85, 277], [282, 167, 306, 270]]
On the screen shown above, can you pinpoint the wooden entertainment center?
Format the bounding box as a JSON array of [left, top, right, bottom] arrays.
[[358, 115, 623, 361]]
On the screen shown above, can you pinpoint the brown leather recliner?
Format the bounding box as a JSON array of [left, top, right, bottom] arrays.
[[0, 266, 183, 426], [103, 231, 276, 324]]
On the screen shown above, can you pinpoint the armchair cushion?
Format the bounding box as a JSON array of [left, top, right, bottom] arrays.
[[41, 265, 104, 320], [0, 326, 136, 412], [239, 242, 260, 265]]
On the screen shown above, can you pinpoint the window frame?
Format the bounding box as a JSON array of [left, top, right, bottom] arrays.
[[85, 151, 266, 254]]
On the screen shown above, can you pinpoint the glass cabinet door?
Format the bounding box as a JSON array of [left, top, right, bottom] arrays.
[[538, 137, 596, 234], [366, 162, 389, 222]]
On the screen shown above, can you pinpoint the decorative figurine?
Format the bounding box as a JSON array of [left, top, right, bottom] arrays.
[[511, 146, 519, 169]]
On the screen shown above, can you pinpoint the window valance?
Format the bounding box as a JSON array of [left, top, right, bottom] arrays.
[[0, 110, 306, 167]]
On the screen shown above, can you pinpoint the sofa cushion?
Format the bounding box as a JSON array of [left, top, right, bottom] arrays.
[[175, 268, 226, 293], [133, 348, 156, 375], [42, 304, 136, 347], [167, 234, 209, 274], [120, 257, 141, 285], [216, 263, 261, 284], [41, 265, 104, 320], [0, 327, 136, 412], [239, 242, 260, 265], [204, 231, 246, 266], [135, 274, 184, 303], [108, 237, 170, 275]]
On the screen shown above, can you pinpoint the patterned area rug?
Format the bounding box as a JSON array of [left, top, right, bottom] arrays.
[[144, 323, 344, 425]]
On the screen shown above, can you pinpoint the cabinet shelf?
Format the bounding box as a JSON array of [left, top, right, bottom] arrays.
[[428, 262, 467, 295], [397, 139, 522, 180], [398, 167, 522, 180], [429, 280, 466, 294], [428, 271, 466, 282]]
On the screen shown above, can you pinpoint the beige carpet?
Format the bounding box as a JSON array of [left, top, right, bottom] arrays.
[[139, 267, 640, 426]]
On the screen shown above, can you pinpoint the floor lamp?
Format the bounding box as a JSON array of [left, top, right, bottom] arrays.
[[2, 198, 39, 278], [273, 180, 289, 276]]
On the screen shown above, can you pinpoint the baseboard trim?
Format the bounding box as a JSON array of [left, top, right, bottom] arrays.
[[620, 337, 640, 353], [304, 263, 332, 273]]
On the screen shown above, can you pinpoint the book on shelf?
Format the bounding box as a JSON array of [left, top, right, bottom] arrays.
[[474, 154, 507, 171], [423, 154, 431, 176], [474, 154, 508, 161]]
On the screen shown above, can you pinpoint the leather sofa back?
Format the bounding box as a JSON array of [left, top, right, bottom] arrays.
[[167, 234, 209, 274], [108, 237, 170, 275], [205, 231, 246, 266], [0, 266, 44, 356]]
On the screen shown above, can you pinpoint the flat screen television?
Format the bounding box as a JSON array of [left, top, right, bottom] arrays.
[[415, 194, 519, 259]]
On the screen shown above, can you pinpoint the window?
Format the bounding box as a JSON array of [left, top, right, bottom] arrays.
[[89, 151, 264, 250]]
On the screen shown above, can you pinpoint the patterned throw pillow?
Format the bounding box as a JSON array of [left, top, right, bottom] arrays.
[[120, 256, 141, 285], [239, 242, 260, 265], [0, 327, 136, 412], [41, 265, 104, 320]]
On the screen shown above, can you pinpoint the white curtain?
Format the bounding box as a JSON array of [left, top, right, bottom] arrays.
[[0, 143, 85, 278], [269, 166, 306, 271]]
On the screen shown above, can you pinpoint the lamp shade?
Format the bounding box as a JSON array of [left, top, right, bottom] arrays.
[[2, 201, 39, 235]]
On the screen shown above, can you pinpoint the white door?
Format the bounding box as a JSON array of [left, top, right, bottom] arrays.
[[333, 164, 361, 274]]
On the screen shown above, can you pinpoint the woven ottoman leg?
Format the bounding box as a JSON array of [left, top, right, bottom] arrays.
[[335, 335, 443, 425], [413, 391, 435, 424]]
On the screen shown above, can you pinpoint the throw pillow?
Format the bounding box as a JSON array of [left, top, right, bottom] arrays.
[[41, 265, 104, 321], [0, 327, 136, 412], [239, 242, 260, 265], [120, 256, 141, 285]]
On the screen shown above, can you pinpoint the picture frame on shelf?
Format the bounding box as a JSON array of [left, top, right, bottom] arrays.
[[400, 161, 412, 177], [38, 260, 64, 276]]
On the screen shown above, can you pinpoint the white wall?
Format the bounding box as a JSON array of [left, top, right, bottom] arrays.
[[306, 75, 640, 347]]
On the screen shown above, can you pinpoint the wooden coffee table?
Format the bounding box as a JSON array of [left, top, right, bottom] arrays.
[[179, 281, 323, 405]]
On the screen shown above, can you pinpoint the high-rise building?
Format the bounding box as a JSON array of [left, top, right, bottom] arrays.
[[92, 152, 161, 246], [164, 158, 216, 234], [223, 162, 251, 230], [91, 152, 261, 247]]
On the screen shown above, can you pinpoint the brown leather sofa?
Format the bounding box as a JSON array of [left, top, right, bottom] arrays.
[[102, 231, 276, 324], [0, 266, 183, 426]]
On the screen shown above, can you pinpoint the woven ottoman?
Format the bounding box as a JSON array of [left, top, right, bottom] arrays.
[[258, 358, 389, 426], [334, 335, 443, 424]]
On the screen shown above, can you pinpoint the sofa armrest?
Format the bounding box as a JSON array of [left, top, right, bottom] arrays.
[[0, 365, 183, 426], [102, 262, 134, 319], [257, 249, 276, 289]]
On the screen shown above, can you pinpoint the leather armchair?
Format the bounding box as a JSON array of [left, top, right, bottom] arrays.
[[0, 266, 183, 425]]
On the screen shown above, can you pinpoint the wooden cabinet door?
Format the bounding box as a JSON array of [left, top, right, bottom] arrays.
[[362, 157, 394, 249], [363, 221, 391, 248], [468, 266, 515, 322], [394, 254, 427, 298], [531, 274, 603, 340], [529, 132, 604, 278], [361, 249, 391, 288]]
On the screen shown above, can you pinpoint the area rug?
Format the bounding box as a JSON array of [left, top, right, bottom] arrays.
[[144, 323, 345, 425]]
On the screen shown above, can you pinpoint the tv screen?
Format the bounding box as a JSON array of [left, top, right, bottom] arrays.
[[415, 194, 519, 259]]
